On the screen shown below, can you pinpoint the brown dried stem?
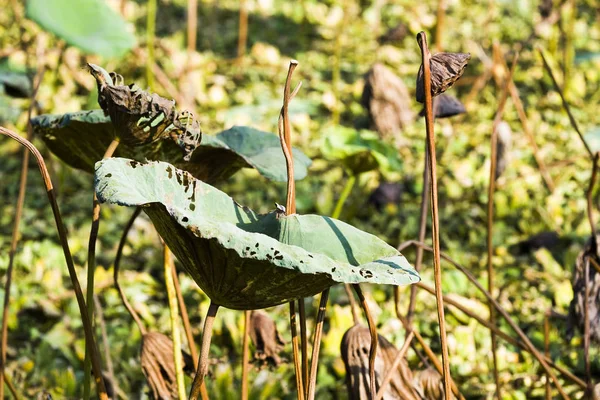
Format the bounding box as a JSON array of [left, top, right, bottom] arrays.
[[187, 0, 198, 52], [289, 302, 305, 400], [398, 240, 571, 400], [172, 262, 199, 369], [487, 52, 519, 400], [344, 284, 360, 325], [0, 43, 45, 398], [435, 0, 445, 53], [544, 310, 552, 400], [299, 300, 308, 394], [306, 289, 330, 400], [352, 284, 377, 399], [237, 0, 248, 59], [417, 31, 452, 400], [241, 310, 251, 400], [93, 294, 120, 398], [416, 281, 585, 389], [538, 48, 593, 159], [375, 331, 414, 400], [0, 127, 108, 399], [190, 302, 220, 399]]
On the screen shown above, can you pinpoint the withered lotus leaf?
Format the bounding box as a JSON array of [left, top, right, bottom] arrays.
[[31, 110, 311, 184], [95, 158, 419, 310], [88, 64, 201, 160], [416, 51, 470, 104], [418, 94, 466, 119]]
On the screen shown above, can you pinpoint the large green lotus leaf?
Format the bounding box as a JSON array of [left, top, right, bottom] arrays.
[[322, 125, 402, 175], [95, 158, 419, 309], [31, 110, 311, 183], [26, 0, 135, 58]]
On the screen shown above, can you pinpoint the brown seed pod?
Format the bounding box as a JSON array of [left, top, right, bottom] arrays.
[[418, 94, 466, 119], [88, 64, 201, 160], [378, 23, 409, 45], [415, 42, 471, 104], [362, 63, 414, 139], [567, 234, 600, 343], [249, 310, 286, 366], [341, 324, 420, 400], [140, 332, 195, 400], [413, 367, 455, 400]]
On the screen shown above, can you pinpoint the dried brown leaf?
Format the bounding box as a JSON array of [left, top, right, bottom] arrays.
[[416, 52, 471, 104]]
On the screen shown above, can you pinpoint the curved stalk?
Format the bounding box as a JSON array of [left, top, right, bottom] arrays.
[[84, 139, 120, 399], [398, 240, 571, 400], [417, 31, 451, 399], [190, 302, 220, 399], [0, 45, 45, 398], [0, 127, 108, 399], [164, 246, 186, 400], [306, 289, 330, 400], [375, 331, 414, 400], [241, 310, 251, 400], [352, 284, 377, 399]]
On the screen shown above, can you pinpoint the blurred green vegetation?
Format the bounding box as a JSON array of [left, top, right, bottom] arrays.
[[1, 0, 600, 398]]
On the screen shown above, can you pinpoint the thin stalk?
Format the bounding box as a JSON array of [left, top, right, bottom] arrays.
[[164, 246, 186, 400], [393, 287, 429, 367], [586, 153, 599, 252], [4, 373, 19, 399], [172, 263, 198, 367], [487, 52, 519, 400], [298, 300, 308, 395], [241, 310, 251, 400], [0, 46, 45, 398], [375, 331, 414, 400], [289, 302, 305, 400], [0, 127, 108, 399], [306, 289, 330, 400], [146, 0, 157, 91], [544, 310, 552, 400], [496, 53, 555, 192], [237, 0, 248, 59], [187, 0, 198, 52], [190, 302, 220, 399], [344, 284, 360, 325], [398, 240, 571, 400], [417, 31, 451, 400], [93, 295, 119, 399], [406, 147, 430, 326], [539, 48, 593, 159], [434, 0, 445, 53], [352, 284, 377, 399], [113, 208, 147, 335], [84, 139, 120, 399], [416, 281, 586, 390]]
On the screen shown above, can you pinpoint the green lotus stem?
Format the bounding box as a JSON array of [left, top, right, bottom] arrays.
[[352, 284, 377, 399], [306, 289, 329, 400], [190, 302, 220, 399], [331, 174, 355, 220], [241, 310, 251, 400], [0, 127, 108, 400], [486, 53, 519, 400], [398, 240, 571, 400], [146, 0, 157, 91], [83, 138, 120, 400], [164, 246, 186, 400], [417, 31, 451, 400]]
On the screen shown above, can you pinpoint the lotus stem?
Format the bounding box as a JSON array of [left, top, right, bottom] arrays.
[[0, 127, 108, 400], [146, 0, 157, 91], [0, 44, 45, 398], [298, 300, 308, 394], [289, 301, 305, 400], [406, 145, 430, 327], [538, 48, 592, 159], [306, 289, 330, 400], [352, 284, 377, 399], [417, 31, 451, 400], [190, 302, 220, 399], [435, 0, 445, 52], [584, 258, 591, 397], [187, 0, 198, 52], [237, 0, 248, 59], [487, 52, 519, 400], [113, 207, 147, 335], [93, 294, 120, 398], [344, 284, 360, 326], [416, 281, 586, 390], [375, 331, 414, 400], [164, 246, 186, 400], [83, 138, 120, 399], [544, 310, 552, 400], [398, 240, 571, 399], [241, 310, 251, 400]]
